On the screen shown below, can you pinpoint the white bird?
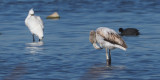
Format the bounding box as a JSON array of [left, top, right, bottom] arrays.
[[89, 27, 127, 66], [25, 8, 44, 42]]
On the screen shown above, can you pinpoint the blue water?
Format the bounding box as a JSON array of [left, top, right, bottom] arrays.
[[0, 0, 160, 80]]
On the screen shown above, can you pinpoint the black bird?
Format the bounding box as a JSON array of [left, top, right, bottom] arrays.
[[119, 28, 140, 36]]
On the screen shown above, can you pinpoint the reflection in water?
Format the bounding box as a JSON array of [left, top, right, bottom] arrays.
[[47, 17, 60, 20], [25, 42, 44, 54], [3, 63, 26, 80], [80, 64, 126, 80]]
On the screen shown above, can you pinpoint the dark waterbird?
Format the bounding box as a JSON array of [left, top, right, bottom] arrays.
[[119, 28, 140, 36]]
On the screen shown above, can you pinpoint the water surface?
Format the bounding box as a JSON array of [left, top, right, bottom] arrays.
[[0, 0, 160, 80]]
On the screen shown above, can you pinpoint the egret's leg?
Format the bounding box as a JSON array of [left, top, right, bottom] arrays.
[[32, 34, 35, 42], [39, 39, 42, 42], [39, 37, 43, 42], [106, 48, 111, 66]]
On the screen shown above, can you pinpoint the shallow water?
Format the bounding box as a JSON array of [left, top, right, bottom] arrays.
[[0, 0, 160, 80]]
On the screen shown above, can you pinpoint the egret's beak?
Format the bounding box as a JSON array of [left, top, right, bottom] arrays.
[[31, 14, 34, 16]]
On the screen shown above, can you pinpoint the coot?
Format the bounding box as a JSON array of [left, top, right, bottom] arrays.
[[119, 28, 140, 36]]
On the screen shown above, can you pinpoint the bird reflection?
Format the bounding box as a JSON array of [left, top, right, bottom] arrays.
[[80, 64, 126, 80], [26, 42, 44, 54], [3, 63, 26, 80]]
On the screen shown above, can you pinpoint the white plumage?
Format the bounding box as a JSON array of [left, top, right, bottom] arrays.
[[89, 27, 127, 66], [25, 8, 44, 42]]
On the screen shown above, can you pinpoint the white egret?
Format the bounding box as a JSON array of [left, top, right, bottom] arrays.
[[89, 27, 127, 66], [25, 8, 44, 42]]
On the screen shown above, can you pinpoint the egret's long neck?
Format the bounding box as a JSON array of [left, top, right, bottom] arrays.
[[26, 14, 31, 19], [25, 14, 30, 22]]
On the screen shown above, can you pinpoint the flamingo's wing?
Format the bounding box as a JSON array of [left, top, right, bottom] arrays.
[[97, 28, 127, 48]]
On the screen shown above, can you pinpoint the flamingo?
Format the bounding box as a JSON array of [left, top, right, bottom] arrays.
[[89, 27, 127, 66], [25, 8, 44, 42]]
